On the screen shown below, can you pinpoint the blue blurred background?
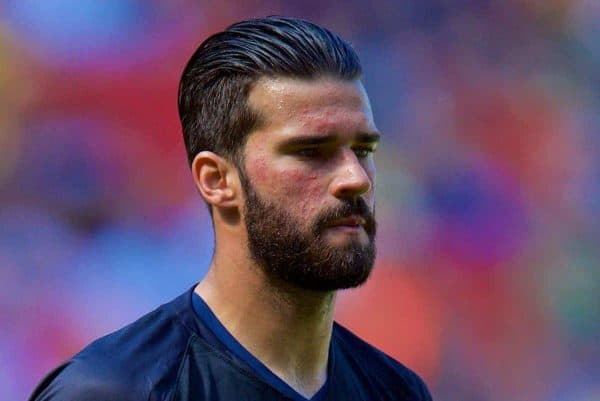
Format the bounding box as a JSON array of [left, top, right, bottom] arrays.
[[1, 1, 600, 400]]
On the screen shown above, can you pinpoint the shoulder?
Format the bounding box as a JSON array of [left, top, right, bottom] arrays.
[[332, 322, 433, 400], [28, 359, 138, 401], [30, 289, 199, 401]]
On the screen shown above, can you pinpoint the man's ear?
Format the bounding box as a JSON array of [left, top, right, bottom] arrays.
[[191, 151, 240, 209]]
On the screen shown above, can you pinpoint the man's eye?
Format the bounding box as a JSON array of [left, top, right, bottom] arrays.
[[296, 148, 321, 158], [353, 148, 374, 158]]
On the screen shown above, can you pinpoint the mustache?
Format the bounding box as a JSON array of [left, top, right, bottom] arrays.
[[315, 198, 376, 236]]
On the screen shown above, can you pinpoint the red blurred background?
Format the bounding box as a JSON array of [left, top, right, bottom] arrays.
[[2, 1, 600, 400]]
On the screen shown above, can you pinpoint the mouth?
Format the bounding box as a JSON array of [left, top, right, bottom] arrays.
[[327, 216, 366, 230]]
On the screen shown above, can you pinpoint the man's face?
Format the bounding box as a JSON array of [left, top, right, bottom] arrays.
[[240, 76, 379, 291]]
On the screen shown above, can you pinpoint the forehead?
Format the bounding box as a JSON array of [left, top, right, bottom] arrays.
[[247, 76, 377, 137]]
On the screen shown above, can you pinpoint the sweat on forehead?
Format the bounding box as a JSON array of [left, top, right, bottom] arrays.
[[247, 76, 374, 131]]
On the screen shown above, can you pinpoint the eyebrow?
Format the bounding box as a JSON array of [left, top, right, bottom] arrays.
[[280, 132, 381, 148]]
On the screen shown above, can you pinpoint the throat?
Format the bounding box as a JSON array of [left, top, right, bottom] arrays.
[[194, 274, 335, 398]]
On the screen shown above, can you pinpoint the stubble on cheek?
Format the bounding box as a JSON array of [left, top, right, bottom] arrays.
[[244, 149, 327, 227]]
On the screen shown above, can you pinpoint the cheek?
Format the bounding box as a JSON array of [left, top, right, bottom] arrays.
[[253, 166, 323, 215], [248, 157, 270, 183], [278, 169, 322, 209]]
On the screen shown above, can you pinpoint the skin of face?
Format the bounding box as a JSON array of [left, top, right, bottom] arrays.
[[242, 76, 379, 251]]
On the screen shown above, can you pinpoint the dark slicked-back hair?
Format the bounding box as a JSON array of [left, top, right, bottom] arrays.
[[178, 16, 362, 166]]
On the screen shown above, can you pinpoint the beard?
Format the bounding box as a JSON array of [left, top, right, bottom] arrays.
[[240, 170, 377, 291]]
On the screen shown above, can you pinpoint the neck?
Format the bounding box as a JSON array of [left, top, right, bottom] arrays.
[[195, 247, 335, 398]]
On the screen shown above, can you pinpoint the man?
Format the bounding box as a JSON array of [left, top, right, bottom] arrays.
[[30, 17, 432, 401]]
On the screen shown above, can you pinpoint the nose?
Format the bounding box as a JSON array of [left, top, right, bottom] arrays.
[[329, 149, 373, 200]]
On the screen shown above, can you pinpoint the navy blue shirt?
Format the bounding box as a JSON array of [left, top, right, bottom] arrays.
[[30, 286, 432, 401]]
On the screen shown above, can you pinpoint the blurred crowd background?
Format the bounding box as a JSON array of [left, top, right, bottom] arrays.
[[1, 1, 599, 400]]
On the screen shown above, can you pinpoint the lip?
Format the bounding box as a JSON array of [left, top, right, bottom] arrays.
[[328, 216, 366, 228], [328, 225, 363, 234]]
